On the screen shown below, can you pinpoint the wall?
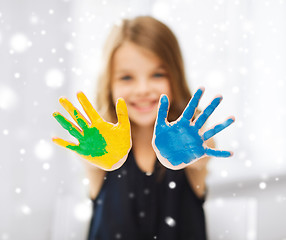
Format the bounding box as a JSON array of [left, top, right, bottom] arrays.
[[1, 0, 285, 239]]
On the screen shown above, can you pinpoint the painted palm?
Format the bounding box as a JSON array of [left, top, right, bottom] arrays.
[[53, 92, 131, 171], [152, 88, 235, 170]]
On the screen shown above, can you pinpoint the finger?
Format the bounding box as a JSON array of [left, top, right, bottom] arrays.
[[156, 94, 169, 127], [182, 87, 204, 120], [203, 116, 235, 141], [77, 92, 103, 124], [52, 137, 77, 149], [195, 96, 222, 129], [205, 148, 233, 158], [53, 112, 83, 139], [59, 97, 89, 130], [116, 98, 130, 126]]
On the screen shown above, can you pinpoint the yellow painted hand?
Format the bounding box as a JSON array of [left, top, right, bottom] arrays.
[[52, 92, 132, 171]]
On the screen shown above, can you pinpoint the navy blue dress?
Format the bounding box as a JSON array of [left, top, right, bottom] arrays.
[[88, 150, 207, 240]]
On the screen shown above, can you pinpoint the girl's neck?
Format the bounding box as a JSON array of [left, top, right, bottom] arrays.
[[131, 124, 156, 173], [131, 124, 154, 148]]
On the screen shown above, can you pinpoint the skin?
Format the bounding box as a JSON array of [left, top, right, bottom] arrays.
[[110, 41, 213, 197], [66, 41, 218, 199], [152, 89, 235, 171], [111, 41, 173, 128], [53, 92, 132, 171], [111, 41, 173, 174]]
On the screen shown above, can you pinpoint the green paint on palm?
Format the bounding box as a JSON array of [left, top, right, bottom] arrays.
[[54, 110, 108, 157]]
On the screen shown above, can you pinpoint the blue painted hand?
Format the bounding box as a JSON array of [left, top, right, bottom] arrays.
[[152, 88, 235, 170]]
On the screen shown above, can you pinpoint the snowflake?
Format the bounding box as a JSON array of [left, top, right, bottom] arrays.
[[168, 181, 176, 189], [0, 85, 18, 110], [3, 129, 9, 135], [45, 69, 65, 88], [82, 178, 90, 185], [74, 201, 92, 221], [42, 163, 50, 170], [129, 192, 135, 199], [10, 33, 31, 53], [34, 139, 53, 160], [259, 182, 267, 190], [21, 205, 31, 215], [165, 216, 176, 227], [245, 160, 252, 167], [20, 148, 26, 155], [115, 233, 122, 239], [144, 188, 150, 195], [65, 42, 74, 51], [14, 73, 20, 79], [139, 211, 145, 218], [15, 188, 22, 194], [220, 170, 228, 178]]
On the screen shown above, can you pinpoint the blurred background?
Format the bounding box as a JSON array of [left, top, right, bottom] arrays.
[[0, 0, 286, 239]]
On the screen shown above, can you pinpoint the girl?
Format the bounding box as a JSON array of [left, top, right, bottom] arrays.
[[53, 16, 234, 240]]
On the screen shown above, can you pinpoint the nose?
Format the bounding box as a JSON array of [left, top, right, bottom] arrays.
[[134, 78, 150, 95]]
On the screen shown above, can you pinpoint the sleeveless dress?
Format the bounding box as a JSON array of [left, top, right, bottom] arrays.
[[88, 150, 207, 240]]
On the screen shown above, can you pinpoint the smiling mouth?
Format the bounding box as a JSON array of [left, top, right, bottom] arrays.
[[131, 100, 157, 112]]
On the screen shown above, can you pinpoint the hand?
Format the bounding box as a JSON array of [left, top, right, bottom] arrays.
[[152, 88, 235, 170], [52, 92, 132, 171]]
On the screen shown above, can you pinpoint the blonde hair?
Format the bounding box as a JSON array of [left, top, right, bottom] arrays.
[[96, 16, 192, 123]]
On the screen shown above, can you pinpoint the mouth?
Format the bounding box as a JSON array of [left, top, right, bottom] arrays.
[[130, 100, 158, 113]]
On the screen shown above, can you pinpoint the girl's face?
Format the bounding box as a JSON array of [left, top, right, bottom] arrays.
[[111, 41, 172, 128]]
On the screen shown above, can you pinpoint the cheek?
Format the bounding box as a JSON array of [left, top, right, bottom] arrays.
[[111, 84, 129, 103], [157, 80, 173, 100], [111, 87, 118, 103]]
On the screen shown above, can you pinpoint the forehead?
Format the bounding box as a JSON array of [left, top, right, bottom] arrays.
[[112, 41, 165, 71]]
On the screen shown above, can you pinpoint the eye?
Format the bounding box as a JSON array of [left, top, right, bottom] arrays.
[[153, 72, 165, 78], [120, 75, 132, 81]]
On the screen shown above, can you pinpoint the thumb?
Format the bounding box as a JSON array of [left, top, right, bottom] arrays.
[[116, 98, 130, 126]]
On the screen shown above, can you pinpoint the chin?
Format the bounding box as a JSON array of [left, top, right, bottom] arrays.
[[130, 116, 156, 128], [128, 108, 157, 128]]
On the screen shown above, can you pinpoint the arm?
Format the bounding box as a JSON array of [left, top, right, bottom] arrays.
[[52, 92, 132, 199], [184, 138, 214, 198], [83, 161, 106, 200]]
